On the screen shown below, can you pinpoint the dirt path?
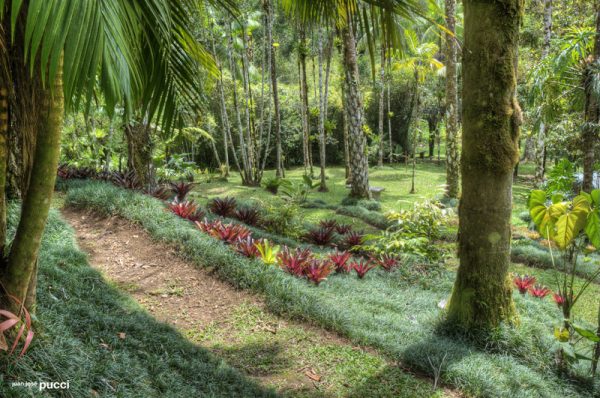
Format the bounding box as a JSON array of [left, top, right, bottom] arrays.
[[61, 208, 454, 398]]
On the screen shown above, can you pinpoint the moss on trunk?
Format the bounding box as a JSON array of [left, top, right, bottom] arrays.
[[124, 122, 154, 187], [447, 0, 523, 330]]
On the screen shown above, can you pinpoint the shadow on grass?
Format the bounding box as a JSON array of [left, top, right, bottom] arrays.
[[0, 209, 275, 398]]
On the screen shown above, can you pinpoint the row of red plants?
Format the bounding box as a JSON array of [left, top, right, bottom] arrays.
[[194, 218, 401, 285]]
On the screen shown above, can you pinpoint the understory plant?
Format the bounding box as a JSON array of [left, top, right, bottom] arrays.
[[277, 247, 312, 276], [235, 206, 261, 226], [169, 181, 194, 201], [234, 237, 261, 259], [329, 251, 352, 273], [351, 260, 376, 279], [0, 295, 34, 358], [209, 197, 237, 217], [370, 254, 400, 272], [303, 259, 333, 285], [255, 240, 280, 265], [304, 227, 335, 246], [529, 189, 600, 373], [168, 200, 204, 222]]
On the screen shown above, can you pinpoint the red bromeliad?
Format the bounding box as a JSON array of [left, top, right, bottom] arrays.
[[328, 250, 352, 273], [370, 254, 399, 272], [319, 219, 338, 231], [304, 227, 335, 246], [196, 220, 251, 244], [304, 259, 334, 285], [168, 200, 205, 222], [234, 207, 261, 226], [335, 224, 353, 235], [277, 247, 312, 276], [351, 260, 376, 279], [234, 237, 261, 258], [552, 293, 566, 307], [342, 231, 364, 250], [169, 181, 194, 201], [529, 284, 551, 299], [513, 274, 536, 295], [209, 197, 237, 217]]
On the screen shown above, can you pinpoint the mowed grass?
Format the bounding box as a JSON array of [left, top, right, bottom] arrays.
[[65, 181, 599, 397]]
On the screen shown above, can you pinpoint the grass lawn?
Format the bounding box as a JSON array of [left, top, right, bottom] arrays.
[[64, 181, 600, 397]]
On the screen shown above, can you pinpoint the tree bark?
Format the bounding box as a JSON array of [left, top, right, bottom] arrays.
[[0, 85, 7, 258], [444, 0, 460, 199], [264, 0, 283, 178], [378, 42, 386, 167], [124, 121, 153, 187], [342, 11, 370, 199], [298, 27, 311, 175], [534, 0, 552, 185], [447, 0, 522, 330], [317, 29, 328, 191], [582, 3, 600, 193], [4, 55, 64, 309]]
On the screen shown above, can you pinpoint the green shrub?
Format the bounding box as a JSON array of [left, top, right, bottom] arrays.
[[336, 206, 390, 230], [340, 197, 381, 211]]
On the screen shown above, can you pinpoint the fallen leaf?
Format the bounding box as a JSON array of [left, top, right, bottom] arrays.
[[304, 369, 321, 382], [118, 332, 126, 340]]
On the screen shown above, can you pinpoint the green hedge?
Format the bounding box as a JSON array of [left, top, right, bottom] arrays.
[[64, 181, 597, 398]]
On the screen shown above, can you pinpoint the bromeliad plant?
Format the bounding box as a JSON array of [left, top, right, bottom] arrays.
[[145, 185, 173, 201], [255, 240, 280, 265], [277, 247, 312, 276], [234, 237, 261, 259], [351, 260, 376, 279], [529, 189, 600, 370], [235, 206, 261, 226], [304, 227, 335, 246], [370, 254, 400, 272], [209, 197, 237, 217], [335, 224, 353, 235], [319, 219, 338, 231], [168, 200, 205, 222], [303, 259, 334, 285], [169, 181, 194, 201], [529, 284, 551, 299], [0, 295, 34, 358], [196, 220, 251, 244], [341, 231, 364, 251], [513, 274, 536, 295], [328, 250, 352, 273]]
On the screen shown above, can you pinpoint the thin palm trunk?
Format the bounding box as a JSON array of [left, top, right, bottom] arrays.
[[387, 70, 393, 163], [0, 84, 7, 257], [317, 28, 328, 191], [342, 11, 370, 199], [534, 0, 553, 185], [446, 0, 522, 329], [4, 55, 64, 309], [378, 42, 385, 167], [444, 0, 459, 198]]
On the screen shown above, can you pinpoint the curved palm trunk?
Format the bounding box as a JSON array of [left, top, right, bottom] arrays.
[[582, 4, 600, 193], [534, 0, 552, 185], [4, 56, 64, 309], [342, 14, 370, 199], [447, 0, 522, 330], [444, 0, 459, 198]]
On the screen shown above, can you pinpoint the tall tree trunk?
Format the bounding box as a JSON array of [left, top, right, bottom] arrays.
[[387, 73, 393, 163], [342, 84, 350, 180], [534, 0, 552, 185], [124, 121, 153, 187], [4, 56, 64, 309], [299, 27, 311, 175], [0, 84, 7, 258], [582, 3, 600, 193], [444, 0, 460, 199], [342, 11, 370, 199], [447, 0, 522, 330], [378, 42, 386, 167], [264, 0, 283, 178], [317, 29, 328, 191]]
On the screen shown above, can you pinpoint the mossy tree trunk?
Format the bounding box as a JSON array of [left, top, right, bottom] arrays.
[[342, 10, 370, 199], [0, 85, 7, 258], [124, 121, 153, 187], [3, 55, 64, 309], [444, 0, 460, 199], [582, 3, 600, 193], [447, 0, 523, 330]]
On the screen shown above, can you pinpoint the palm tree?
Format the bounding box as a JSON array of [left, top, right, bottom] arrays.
[[444, 0, 459, 198], [0, 0, 235, 308], [446, 0, 523, 330]]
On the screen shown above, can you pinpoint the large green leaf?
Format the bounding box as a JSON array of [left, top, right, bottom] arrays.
[[529, 190, 557, 238], [553, 196, 589, 249]]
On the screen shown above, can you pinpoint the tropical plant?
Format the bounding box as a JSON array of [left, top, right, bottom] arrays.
[[234, 206, 261, 226], [544, 158, 576, 197], [262, 177, 289, 195], [168, 200, 205, 222], [209, 197, 237, 217], [319, 219, 338, 231], [513, 274, 536, 295], [277, 247, 312, 276], [328, 251, 352, 273], [144, 185, 173, 201], [0, 296, 34, 358], [304, 227, 335, 246], [303, 259, 333, 286], [234, 237, 261, 259], [370, 254, 400, 272], [341, 231, 364, 251], [255, 240, 280, 265], [334, 224, 353, 235], [529, 284, 551, 299], [170, 181, 195, 202], [351, 260, 376, 279], [197, 220, 250, 244]]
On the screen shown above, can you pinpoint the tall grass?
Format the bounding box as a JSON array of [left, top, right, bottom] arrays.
[[64, 181, 598, 397]]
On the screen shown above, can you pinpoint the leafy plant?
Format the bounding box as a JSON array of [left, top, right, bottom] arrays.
[[280, 175, 319, 204], [0, 296, 34, 358], [319, 219, 338, 231], [112, 171, 143, 190], [351, 260, 376, 279], [328, 251, 352, 273], [544, 158, 576, 196], [209, 197, 237, 217], [529, 284, 551, 299], [234, 237, 261, 259], [145, 185, 173, 201], [169, 181, 194, 201], [255, 240, 280, 265], [262, 177, 289, 194], [335, 224, 353, 235], [370, 254, 400, 272], [303, 259, 333, 285], [261, 199, 300, 237], [168, 200, 205, 222], [197, 220, 250, 244], [513, 274, 536, 295], [341, 231, 364, 250], [234, 206, 261, 226], [277, 247, 312, 276], [304, 227, 335, 246]]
